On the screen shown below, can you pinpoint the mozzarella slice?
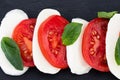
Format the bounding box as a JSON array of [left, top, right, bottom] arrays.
[[33, 9, 60, 74], [106, 14, 120, 79], [67, 18, 91, 75], [0, 9, 29, 76]]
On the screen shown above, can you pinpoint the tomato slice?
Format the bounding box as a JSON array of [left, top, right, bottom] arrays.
[[12, 18, 36, 67], [82, 18, 109, 72], [38, 15, 69, 68]]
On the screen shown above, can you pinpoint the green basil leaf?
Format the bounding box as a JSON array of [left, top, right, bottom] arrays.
[[62, 22, 82, 45], [98, 11, 118, 19], [115, 36, 120, 65], [1, 37, 23, 70]]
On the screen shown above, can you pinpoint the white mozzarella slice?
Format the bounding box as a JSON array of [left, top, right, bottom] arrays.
[[0, 9, 29, 76], [106, 14, 120, 79], [67, 18, 91, 75], [32, 9, 61, 74]]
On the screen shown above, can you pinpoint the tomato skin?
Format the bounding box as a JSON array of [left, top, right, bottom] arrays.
[[12, 18, 36, 67], [38, 15, 69, 69], [82, 18, 109, 72]]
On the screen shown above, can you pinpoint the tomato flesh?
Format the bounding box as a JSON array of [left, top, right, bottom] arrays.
[[82, 18, 109, 72], [12, 18, 36, 67], [38, 15, 69, 68]]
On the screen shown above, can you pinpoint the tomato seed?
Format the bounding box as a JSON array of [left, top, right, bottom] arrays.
[[90, 51, 95, 55], [90, 41, 95, 45], [55, 50, 58, 54], [48, 31, 54, 35], [92, 30, 97, 35], [24, 50, 28, 54], [90, 48, 94, 51], [96, 35, 100, 39], [51, 49, 59, 54], [30, 25, 34, 28], [52, 49, 55, 53], [90, 48, 95, 55]]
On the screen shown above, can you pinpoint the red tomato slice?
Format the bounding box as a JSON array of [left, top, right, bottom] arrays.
[[38, 15, 69, 69], [12, 18, 36, 67], [82, 18, 109, 72]]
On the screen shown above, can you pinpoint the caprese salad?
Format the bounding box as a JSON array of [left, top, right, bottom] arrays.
[[0, 9, 30, 76], [0, 8, 120, 79]]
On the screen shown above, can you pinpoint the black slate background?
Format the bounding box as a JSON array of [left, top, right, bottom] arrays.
[[0, 0, 120, 80]]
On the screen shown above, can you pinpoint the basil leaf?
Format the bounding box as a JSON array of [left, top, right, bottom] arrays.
[[1, 37, 23, 70], [62, 22, 82, 45], [115, 36, 120, 65], [98, 11, 118, 19]]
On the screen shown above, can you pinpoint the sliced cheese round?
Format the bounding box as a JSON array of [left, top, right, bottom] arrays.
[[106, 14, 120, 79], [32, 9, 60, 74], [0, 9, 29, 76], [67, 18, 91, 75]]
